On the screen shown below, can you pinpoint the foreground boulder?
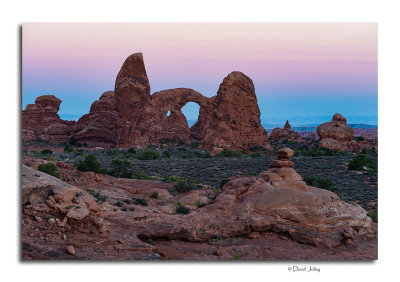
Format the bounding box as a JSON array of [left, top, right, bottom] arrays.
[[112, 148, 373, 249], [317, 113, 359, 151]]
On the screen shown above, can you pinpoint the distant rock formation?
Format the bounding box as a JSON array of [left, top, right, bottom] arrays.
[[22, 95, 76, 143], [22, 52, 271, 153], [269, 120, 302, 141], [317, 113, 359, 151]]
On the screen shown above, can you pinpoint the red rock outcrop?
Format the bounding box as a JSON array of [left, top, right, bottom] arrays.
[[202, 72, 270, 153], [22, 95, 76, 143], [22, 53, 270, 153], [317, 113, 359, 151], [22, 153, 376, 260], [74, 91, 120, 147], [269, 120, 302, 141]]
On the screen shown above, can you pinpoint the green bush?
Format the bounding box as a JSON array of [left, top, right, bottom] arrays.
[[87, 188, 108, 203], [194, 151, 211, 158], [137, 150, 160, 160], [249, 144, 266, 152], [133, 171, 154, 180], [133, 198, 148, 206], [195, 199, 206, 208], [108, 159, 133, 178], [304, 176, 342, 198], [162, 151, 171, 158], [176, 206, 190, 214], [216, 149, 245, 158], [348, 153, 377, 171], [151, 192, 159, 199], [174, 181, 201, 193], [367, 212, 378, 223], [40, 149, 53, 155], [77, 155, 101, 173], [38, 162, 60, 178], [69, 136, 78, 146], [64, 145, 73, 153], [250, 152, 263, 158], [354, 136, 365, 142], [127, 147, 136, 154]]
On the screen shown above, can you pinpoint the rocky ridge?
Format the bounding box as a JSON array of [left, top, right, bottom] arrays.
[[22, 53, 270, 154], [22, 148, 376, 260]]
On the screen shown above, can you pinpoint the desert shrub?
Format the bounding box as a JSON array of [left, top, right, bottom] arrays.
[[87, 188, 108, 203], [250, 152, 263, 158], [151, 192, 159, 199], [195, 199, 206, 208], [147, 144, 157, 149], [304, 176, 342, 198], [163, 176, 187, 183], [194, 151, 211, 158], [190, 142, 199, 148], [368, 212, 378, 223], [232, 253, 241, 260], [173, 201, 184, 208], [146, 239, 155, 245], [348, 153, 377, 171], [354, 136, 365, 142], [38, 162, 60, 178], [295, 146, 343, 157], [76, 155, 101, 173], [69, 136, 78, 146], [182, 152, 194, 159], [219, 178, 230, 189], [162, 151, 171, 158], [133, 198, 148, 206], [41, 149, 53, 155], [174, 180, 201, 193], [137, 150, 160, 160], [107, 159, 133, 178], [127, 147, 136, 154], [64, 145, 73, 153], [249, 144, 266, 152], [133, 171, 154, 180], [35, 136, 42, 142], [75, 149, 84, 156], [216, 149, 245, 158], [177, 146, 186, 151], [176, 205, 190, 214]]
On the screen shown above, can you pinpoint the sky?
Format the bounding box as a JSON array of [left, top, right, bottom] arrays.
[[22, 23, 378, 125]]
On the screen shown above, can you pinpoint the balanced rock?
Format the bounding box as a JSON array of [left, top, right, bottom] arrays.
[[317, 113, 359, 151], [269, 120, 302, 141]]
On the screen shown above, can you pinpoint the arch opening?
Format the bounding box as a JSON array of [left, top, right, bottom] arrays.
[[181, 102, 200, 128], [166, 110, 171, 117]]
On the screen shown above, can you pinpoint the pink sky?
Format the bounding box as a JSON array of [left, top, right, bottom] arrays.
[[22, 23, 377, 119]]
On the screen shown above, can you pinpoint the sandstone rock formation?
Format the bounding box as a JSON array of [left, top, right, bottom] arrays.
[[22, 95, 76, 143], [202, 72, 270, 153], [317, 113, 359, 151], [74, 91, 120, 147], [22, 154, 376, 260], [269, 120, 302, 141], [22, 53, 270, 153]]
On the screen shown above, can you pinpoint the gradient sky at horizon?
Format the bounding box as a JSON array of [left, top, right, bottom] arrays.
[[22, 23, 378, 124]]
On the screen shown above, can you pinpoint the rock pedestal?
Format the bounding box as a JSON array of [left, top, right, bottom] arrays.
[[317, 113, 359, 151], [259, 148, 308, 191]]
